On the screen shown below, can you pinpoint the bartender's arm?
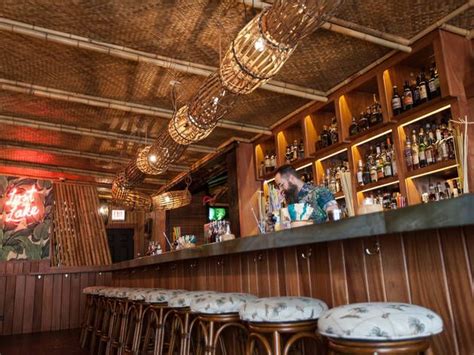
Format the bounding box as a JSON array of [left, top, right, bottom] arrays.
[[309, 186, 338, 224]]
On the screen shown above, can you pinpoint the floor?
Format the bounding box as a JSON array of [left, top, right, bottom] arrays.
[[0, 329, 88, 355]]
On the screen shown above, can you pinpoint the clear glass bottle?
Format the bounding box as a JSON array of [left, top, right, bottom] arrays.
[[404, 138, 413, 171], [411, 130, 420, 170], [392, 86, 402, 116], [357, 159, 364, 186]]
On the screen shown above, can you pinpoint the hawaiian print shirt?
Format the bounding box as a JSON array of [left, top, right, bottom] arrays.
[[297, 183, 335, 224]]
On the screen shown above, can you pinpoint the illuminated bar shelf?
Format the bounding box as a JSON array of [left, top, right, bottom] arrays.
[[405, 160, 458, 180], [356, 176, 400, 194]]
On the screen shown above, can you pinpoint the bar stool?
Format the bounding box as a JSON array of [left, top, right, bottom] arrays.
[[190, 292, 257, 355], [104, 288, 153, 355], [80, 286, 110, 349], [318, 302, 443, 354], [167, 290, 217, 355], [123, 289, 185, 355], [93, 287, 134, 355], [239, 296, 328, 355]]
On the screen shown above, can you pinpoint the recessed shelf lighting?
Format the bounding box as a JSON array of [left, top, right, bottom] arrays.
[[407, 163, 458, 180], [353, 129, 392, 148], [400, 104, 451, 128], [358, 179, 400, 194], [317, 148, 348, 162], [296, 162, 313, 171]]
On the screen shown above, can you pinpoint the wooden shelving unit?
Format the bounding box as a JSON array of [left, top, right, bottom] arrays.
[[255, 30, 467, 215]]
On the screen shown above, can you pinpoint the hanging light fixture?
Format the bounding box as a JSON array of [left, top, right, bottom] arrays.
[[152, 176, 192, 210], [136, 145, 166, 175], [168, 73, 238, 145], [147, 129, 188, 174]]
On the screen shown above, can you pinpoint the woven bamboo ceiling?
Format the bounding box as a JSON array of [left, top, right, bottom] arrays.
[[0, 0, 472, 196]]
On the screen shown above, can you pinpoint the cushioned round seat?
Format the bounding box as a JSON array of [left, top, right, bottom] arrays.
[[99, 287, 150, 299], [83, 286, 110, 295], [240, 296, 328, 323], [318, 302, 443, 341], [167, 291, 217, 308], [128, 289, 185, 303], [190, 292, 257, 314]]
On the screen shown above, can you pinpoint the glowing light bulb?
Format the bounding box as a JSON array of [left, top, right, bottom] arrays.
[[148, 154, 158, 163], [164, 196, 171, 203], [254, 37, 266, 52]]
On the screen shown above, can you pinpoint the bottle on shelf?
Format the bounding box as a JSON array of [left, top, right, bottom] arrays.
[[411, 130, 420, 170], [349, 116, 359, 136], [264, 153, 271, 173], [357, 159, 364, 186], [292, 140, 299, 161], [358, 111, 369, 132], [376, 145, 385, 180], [285, 146, 292, 164], [298, 139, 305, 159], [320, 125, 330, 148], [270, 153, 276, 170], [404, 137, 413, 171], [403, 81, 413, 111], [410, 73, 421, 107], [329, 117, 339, 145], [418, 128, 427, 168], [259, 161, 265, 177], [392, 86, 402, 116], [418, 69, 429, 104], [383, 145, 393, 178]]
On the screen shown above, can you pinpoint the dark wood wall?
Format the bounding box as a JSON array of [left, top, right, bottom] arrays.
[[0, 260, 112, 336], [111, 226, 474, 355]]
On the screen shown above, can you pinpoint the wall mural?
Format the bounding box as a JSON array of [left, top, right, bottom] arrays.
[[0, 176, 53, 261]]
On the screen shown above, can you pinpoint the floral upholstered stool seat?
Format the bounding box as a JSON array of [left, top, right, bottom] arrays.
[[239, 296, 328, 355], [166, 291, 217, 355], [318, 302, 443, 354], [79, 286, 110, 349], [190, 292, 257, 355], [124, 289, 185, 355]]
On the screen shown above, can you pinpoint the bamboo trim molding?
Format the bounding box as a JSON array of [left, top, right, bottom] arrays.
[[239, 0, 412, 52], [0, 113, 216, 154], [0, 141, 189, 172], [0, 159, 167, 185], [0, 17, 327, 102], [0, 78, 272, 136]]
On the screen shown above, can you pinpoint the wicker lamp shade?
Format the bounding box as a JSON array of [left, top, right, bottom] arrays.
[[120, 190, 152, 211], [124, 159, 147, 186], [136, 145, 166, 175], [148, 129, 188, 173], [219, 10, 296, 95], [152, 189, 192, 210], [265, 0, 344, 45], [168, 73, 238, 145]]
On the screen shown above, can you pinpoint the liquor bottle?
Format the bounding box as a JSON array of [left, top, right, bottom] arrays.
[[437, 182, 446, 200], [349, 117, 359, 136], [411, 130, 420, 170], [428, 63, 438, 98], [427, 123, 437, 163], [335, 166, 342, 193], [446, 122, 456, 160], [403, 81, 413, 110], [328, 168, 337, 193], [264, 154, 271, 173], [270, 154, 276, 169], [452, 179, 459, 198], [369, 104, 378, 126], [432, 62, 440, 97], [383, 144, 393, 178], [418, 128, 427, 168], [358, 111, 369, 131], [292, 140, 299, 161], [424, 134, 434, 166], [321, 126, 330, 148], [411, 74, 421, 106], [404, 138, 413, 171], [376, 145, 384, 180], [357, 159, 364, 186], [298, 139, 305, 159], [373, 94, 383, 123], [285, 146, 292, 164], [363, 161, 371, 185], [428, 183, 436, 201], [419, 70, 429, 103], [329, 118, 338, 145], [444, 182, 451, 199], [434, 183, 441, 201], [368, 150, 378, 183], [392, 86, 402, 115], [435, 125, 446, 161]]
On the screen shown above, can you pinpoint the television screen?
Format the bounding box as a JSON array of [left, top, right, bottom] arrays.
[[208, 207, 227, 221]]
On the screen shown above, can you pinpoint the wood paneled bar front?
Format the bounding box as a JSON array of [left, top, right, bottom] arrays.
[[2, 196, 473, 354]]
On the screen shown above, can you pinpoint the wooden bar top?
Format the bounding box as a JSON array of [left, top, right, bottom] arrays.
[[33, 194, 474, 275]]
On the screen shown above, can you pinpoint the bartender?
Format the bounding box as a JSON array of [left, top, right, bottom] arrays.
[[274, 165, 338, 224]]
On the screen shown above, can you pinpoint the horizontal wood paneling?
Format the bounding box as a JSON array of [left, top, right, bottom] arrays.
[[0, 260, 112, 336], [111, 227, 473, 355]]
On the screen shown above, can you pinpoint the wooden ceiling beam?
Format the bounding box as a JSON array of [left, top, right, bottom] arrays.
[[0, 17, 327, 102], [0, 78, 272, 136], [238, 0, 412, 52], [0, 141, 189, 173], [0, 113, 216, 154]]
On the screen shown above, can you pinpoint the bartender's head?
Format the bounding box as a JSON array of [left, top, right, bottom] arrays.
[[274, 165, 304, 202]]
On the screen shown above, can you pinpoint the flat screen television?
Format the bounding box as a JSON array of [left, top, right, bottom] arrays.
[[208, 206, 228, 221]]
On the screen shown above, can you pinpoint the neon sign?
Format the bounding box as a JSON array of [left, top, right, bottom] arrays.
[[5, 186, 41, 224]]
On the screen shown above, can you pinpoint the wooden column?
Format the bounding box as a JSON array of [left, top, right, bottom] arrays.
[[235, 142, 261, 237]]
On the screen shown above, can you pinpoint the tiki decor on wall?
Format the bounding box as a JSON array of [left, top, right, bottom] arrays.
[[0, 175, 53, 261]]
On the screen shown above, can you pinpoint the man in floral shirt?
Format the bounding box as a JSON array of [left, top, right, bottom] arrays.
[[274, 165, 338, 224]]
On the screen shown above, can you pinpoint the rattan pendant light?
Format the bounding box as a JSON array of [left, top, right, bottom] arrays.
[[152, 176, 192, 210]]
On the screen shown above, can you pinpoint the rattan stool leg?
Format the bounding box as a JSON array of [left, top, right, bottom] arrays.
[[80, 295, 96, 349], [91, 298, 107, 355]]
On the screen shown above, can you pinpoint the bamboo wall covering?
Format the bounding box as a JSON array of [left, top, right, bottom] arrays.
[[52, 183, 111, 266]]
